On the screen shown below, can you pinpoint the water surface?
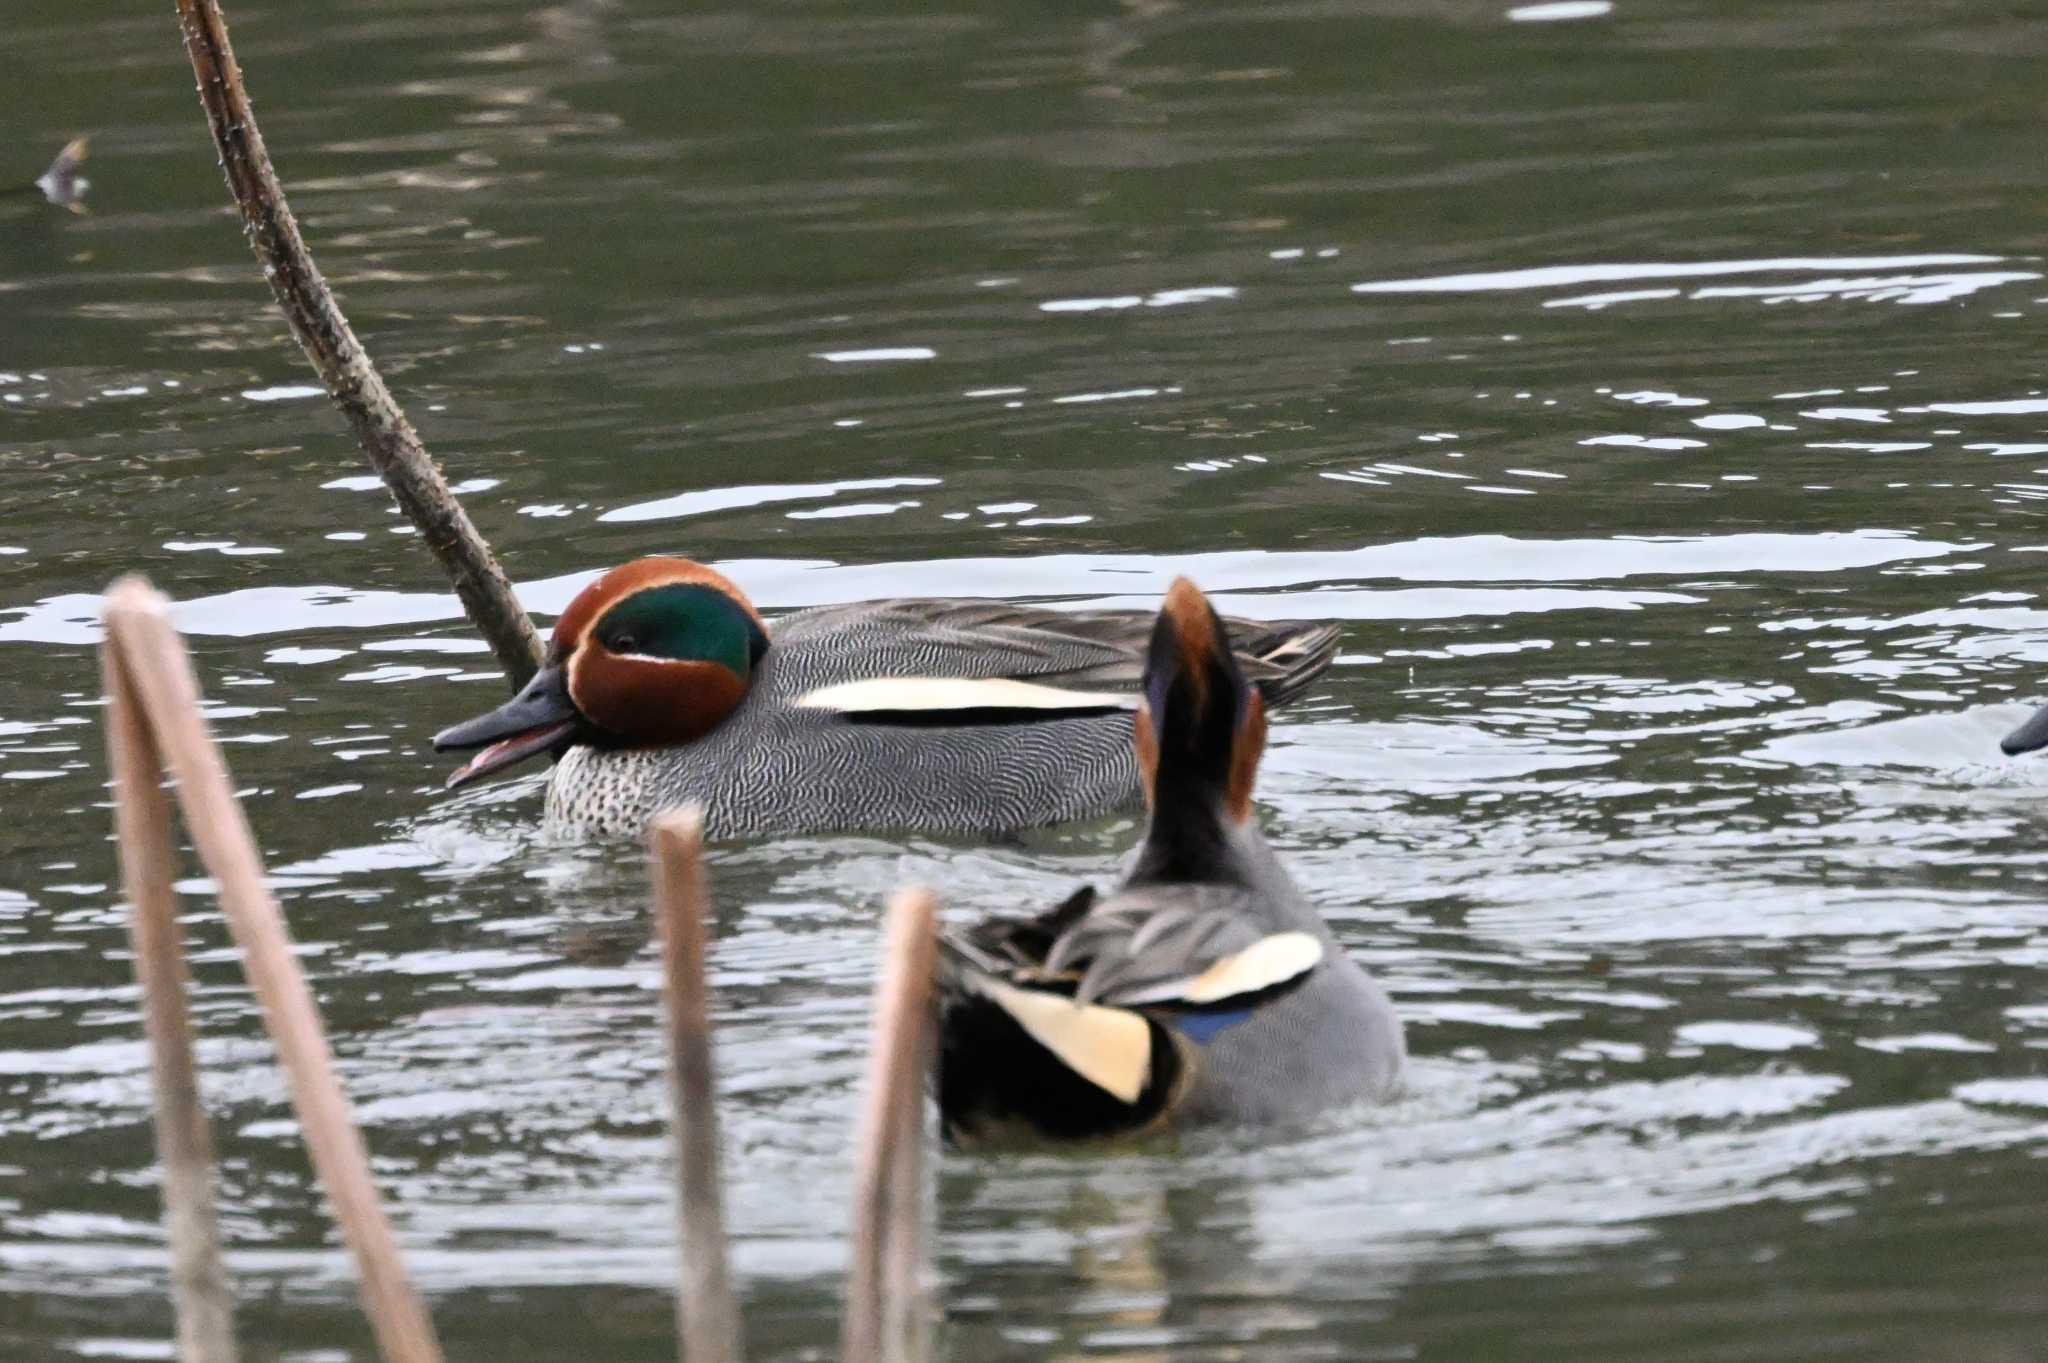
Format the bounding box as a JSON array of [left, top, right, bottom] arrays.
[[4, 1, 2047, 1359]]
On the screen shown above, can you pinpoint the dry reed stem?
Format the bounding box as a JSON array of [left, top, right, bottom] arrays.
[[841, 889, 937, 1363], [103, 642, 240, 1363], [171, 0, 541, 687], [102, 576, 445, 1363], [650, 808, 743, 1363]]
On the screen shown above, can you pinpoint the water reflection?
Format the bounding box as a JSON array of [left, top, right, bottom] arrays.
[[1352, 253, 2037, 310]]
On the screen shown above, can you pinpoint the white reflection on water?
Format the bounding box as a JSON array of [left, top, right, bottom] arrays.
[[0, 530, 1970, 644], [1353, 254, 2012, 293], [812, 346, 937, 362], [1039, 286, 1237, 312], [1507, 1, 1614, 22], [600, 476, 941, 523]]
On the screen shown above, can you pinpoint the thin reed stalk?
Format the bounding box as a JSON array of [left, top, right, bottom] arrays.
[[841, 889, 937, 1363], [650, 807, 743, 1363], [103, 642, 239, 1363], [102, 576, 445, 1363]]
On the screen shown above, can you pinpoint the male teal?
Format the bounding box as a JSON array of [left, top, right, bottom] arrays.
[[434, 557, 1342, 839]]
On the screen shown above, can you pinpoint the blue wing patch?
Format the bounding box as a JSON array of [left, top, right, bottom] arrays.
[[1168, 1009, 1254, 1045]]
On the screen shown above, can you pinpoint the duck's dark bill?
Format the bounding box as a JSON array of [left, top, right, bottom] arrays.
[[442, 719, 575, 789], [435, 665, 577, 787], [2001, 703, 2048, 756]]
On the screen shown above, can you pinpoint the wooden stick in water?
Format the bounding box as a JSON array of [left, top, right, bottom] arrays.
[[101, 577, 445, 1363], [841, 889, 937, 1363], [170, 0, 542, 689], [102, 641, 240, 1363], [649, 808, 742, 1363]]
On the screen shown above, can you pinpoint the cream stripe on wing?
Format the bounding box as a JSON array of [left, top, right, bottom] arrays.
[[979, 977, 1152, 1104], [1112, 932, 1324, 1008]]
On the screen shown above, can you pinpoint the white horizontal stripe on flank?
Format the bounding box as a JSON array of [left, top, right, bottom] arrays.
[[795, 676, 1133, 714]]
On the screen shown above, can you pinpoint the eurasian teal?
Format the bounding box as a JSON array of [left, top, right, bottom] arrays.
[[433, 558, 1340, 839], [935, 578, 1405, 1144]]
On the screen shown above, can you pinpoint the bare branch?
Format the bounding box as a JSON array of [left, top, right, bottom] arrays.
[[171, 0, 542, 688]]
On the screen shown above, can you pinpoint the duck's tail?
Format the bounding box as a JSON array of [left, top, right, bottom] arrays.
[[934, 936, 1180, 1146], [1235, 617, 1340, 709]]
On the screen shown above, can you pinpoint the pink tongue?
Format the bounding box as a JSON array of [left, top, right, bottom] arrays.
[[445, 720, 574, 788]]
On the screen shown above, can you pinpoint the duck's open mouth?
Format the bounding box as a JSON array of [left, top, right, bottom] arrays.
[[434, 663, 579, 789], [442, 719, 576, 789]]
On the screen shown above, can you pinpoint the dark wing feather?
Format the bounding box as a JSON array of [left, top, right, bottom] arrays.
[[1043, 900, 1267, 1006], [1231, 618, 1342, 707], [956, 885, 1099, 972]]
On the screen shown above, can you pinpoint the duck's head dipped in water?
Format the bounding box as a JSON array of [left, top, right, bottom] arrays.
[[934, 577, 1405, 1145]]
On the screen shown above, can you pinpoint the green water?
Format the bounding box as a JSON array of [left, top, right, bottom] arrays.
[[3, 1, 2046, 1359]]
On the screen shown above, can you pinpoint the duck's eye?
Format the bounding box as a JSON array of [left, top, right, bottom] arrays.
[[608, 632, 639, 654]]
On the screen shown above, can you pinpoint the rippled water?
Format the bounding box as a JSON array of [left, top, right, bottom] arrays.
[[5, 1, 2047, 1359]]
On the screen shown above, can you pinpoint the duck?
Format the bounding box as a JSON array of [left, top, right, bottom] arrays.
[[36, 136, 90, 213], [934, 577, 1405, 1145], [432, 557, 1341, 839]]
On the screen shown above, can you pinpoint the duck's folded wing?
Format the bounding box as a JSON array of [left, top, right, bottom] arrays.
[[937, 928, 1175, 1130], [771, 597, 1339, 703], [955, 886, 1099, 970], [1044, 902, 1326, 1013], [936, 895, 1325, 1136], [772, 599, 1146, 685]]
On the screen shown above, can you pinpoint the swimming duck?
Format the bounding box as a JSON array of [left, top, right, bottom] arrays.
[[935, 578, 1405, 1144], [432, 557, 1340, 839], [36, 137, 90, 213]]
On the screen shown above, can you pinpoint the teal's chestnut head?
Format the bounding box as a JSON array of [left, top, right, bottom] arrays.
[[433, 557, 769, 788]]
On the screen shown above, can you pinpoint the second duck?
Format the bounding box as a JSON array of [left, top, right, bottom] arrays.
[[936, 577, 1406, 1143]]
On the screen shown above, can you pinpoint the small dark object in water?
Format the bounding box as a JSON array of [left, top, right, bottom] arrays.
[[2001, 701, 2048, 756], [35, 136, 90, 212]]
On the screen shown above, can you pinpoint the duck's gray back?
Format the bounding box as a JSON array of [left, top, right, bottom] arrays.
[[756, 598, 1156, 692], [1179, 949, 1405, 1125]]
